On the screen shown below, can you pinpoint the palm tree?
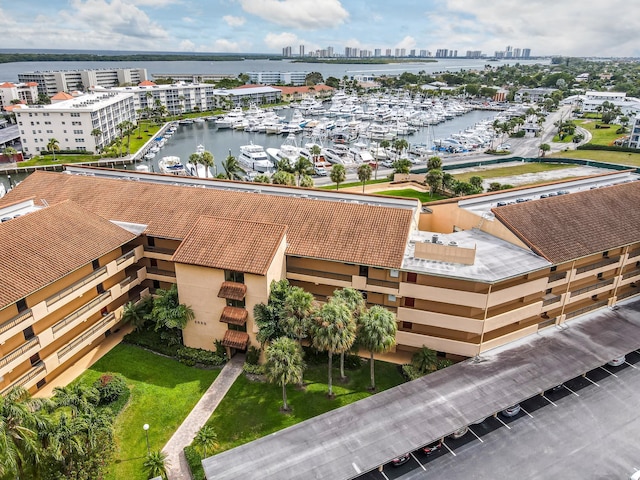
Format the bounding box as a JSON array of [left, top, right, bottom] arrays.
[[254, 174, 270, 183], [538, 143, 551, 157], [357, 163, 372, 193], [310, 299, 356, 396], [330, 164, 346, 190], [0, 386, 49, 479], [426, 156, 442, 170], [271, 170, 295, 185], [47, 137, 60, 161], [200, 150, 214, 177], [90, 128, 102, 153], [425, 169, 443, 197], [117, 120, 136, 155], [282, 286, 315, 343], [331, 288, 364, 380], [46, 412, 85, 473], [221, 153, 246, 180], [121, 300, 148, 331], [192, 425, 219, 458], [143, 450, 169, 480], [412, 346, 438, 374], [150, 284, 195, 330], [309, 144, 321, 165], [298, 175, 314, 187], [52, 383, 99, 417], [358, 305, 397, 390], [264, 336, 306, 411], [392, 138, 409, 159], [292, 156, 314, 186]]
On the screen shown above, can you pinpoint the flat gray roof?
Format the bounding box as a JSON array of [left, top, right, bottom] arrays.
[[402, 228, 550, 282], [202, 296, 640, 480]]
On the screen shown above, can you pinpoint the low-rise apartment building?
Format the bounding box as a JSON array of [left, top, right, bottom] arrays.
[[15, 91, 136, 155], [0, 168, 638, 395], [18, 68, 148, 97], [0, 82, 39, 109]]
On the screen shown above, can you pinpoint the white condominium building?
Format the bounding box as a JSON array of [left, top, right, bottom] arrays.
[[0, 82, 39, 109], [18, 68, 148, 97], [15, 91, 136, 155]]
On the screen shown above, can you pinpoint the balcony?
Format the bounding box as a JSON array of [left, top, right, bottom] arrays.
[[143, 246, 176, 261], [548, 271, 568, 283], [45, 266, 108, 307], [0, 361, 46, 396], [542, 294, 562, 306], [564, 300, 608, 320], [116, 248, 137, 266], [569, 279, 614, 298], [57, 313, 116, 361], [286, 266, 353, 288], [0, 309, 34, 339], [146, 267, 177, 283], [51, 291, 112, 337], [0, 337, 40, 374], [396, 330, 480, 357], [575, 257, 619, 275], [622, 269, 640, 281]]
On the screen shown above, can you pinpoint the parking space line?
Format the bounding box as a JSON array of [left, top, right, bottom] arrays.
[[380, 470, 390, 480], [583, 374, 600, 387], [494, 415, 512, 430], [625, 361, 638, 369], [410, 452, 426, 471], [541, 394, 558, 407], [468, 427, 484, 443], [562, 384, 580, 397], [442, 441, 457, 457], [520, 406, 534, 418], [599, 366, 619, 378]]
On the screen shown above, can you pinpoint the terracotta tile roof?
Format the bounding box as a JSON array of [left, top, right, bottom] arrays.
[[492, 182, 640, 264], [26, 82, 38, 87], [220, 306, 248, 326], [0, 82, 15, 88], [51, 92, 74, 101], [139, 80, 156, 86], [0, 201, 137, 310], [274, 85, 335, 95], [1, 171, 413, 269], [218, 281, 247, 301], [173, 216, 286, 275], [222, 329, 249, 349]]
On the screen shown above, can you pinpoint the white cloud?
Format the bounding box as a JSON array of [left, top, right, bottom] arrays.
[[223, 15, 246, 27], [264, 32, 300, 50], [127, 0, 178, 6], [179, 39, 196, 51], [182, 16, 195, 23], [212, 38, 251, 53], [239, 0, 348, 29], [394, 36, 416, 50]]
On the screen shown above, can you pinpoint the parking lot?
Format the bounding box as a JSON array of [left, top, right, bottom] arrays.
[[359, 350, 640, 480]]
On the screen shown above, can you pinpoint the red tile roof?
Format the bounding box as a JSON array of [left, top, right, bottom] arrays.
[[0, 201, 138, 310], [273, 85, 335, 95], [492, 182, 640, 264], [0, 82, 15, 88], [218, 282, 247, 301], [1, 171, 414, 269], [172, 216, 286, 275], [222, 329, 249, 349], [51, 92, 73, 101], [220, 306, 248, 326], [139, 80, 156, 86]]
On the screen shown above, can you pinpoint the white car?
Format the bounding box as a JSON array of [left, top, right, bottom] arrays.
[[497, 143, 511, 151], [501, 404, 521, 417], [607, 355, 626, 367]]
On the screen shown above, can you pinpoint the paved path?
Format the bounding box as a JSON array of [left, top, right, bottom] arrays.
[[163, 353, 245, 480]]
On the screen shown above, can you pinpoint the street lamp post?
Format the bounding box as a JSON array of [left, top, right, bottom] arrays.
[[143, 423, 150, 456]]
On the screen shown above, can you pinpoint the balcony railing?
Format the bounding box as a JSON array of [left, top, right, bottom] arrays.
[[548, 271, 567, 283], [45, 266, 108, 306], [0, 337, 40, 369], [143, 246, 176, 256], [367, 278, 400, 289], [57, 313, 115, 360], [570, 279, 614, 298], [575, 257, 619, 275], [116, 249, 137, 265], [51, 291, 112, 336], [0, 361, 45, 396], [564, 300, 608, 319], [119, 276, 134, 288], [0, 309, 33, 336], [622, 269, 640, 280], [542, 295, 562, 306], [628, 249, 640, 260], [146, 267, 176, 278], [287, 266, 352, 282]]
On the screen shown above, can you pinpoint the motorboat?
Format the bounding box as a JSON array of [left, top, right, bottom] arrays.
[[158, 156, 187, 175], [186, 145, 212, 177], [348, 142, 375, 164], [239, 143, 274, 173], [266, 134, 302, 164]]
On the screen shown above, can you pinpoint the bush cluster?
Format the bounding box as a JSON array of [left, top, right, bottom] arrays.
[[577, 144, 637, 153], [176, 347, 226, 367], [123, 329, 181, 357], [242, 363, 265, 375], [93, 372, 129, 405], [401, 364, 422, 381], [245, 345, 261, 365]]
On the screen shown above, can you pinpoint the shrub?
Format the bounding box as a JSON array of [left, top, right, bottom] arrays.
[[123, 329, 181, 357], [401, 364, 423, 381], [242, 363, 265, 375], [510, 130, 526, 138], [246, 345, 261, 365], [213, 339, 227, 358], [94, 373, 128, 405], [437, 359, 453, 370], [344, 353, 363, 370], [176, 347, 226, 367]]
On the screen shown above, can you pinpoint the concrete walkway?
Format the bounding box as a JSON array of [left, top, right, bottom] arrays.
[[163, 353, 246, 480]]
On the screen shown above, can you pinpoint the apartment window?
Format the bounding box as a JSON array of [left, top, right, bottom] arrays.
[[359, 265, 369, 277], [23, 325, 35, 340], [147, 236, 155, 247], [92, 259, 100, 270], [153, 280, 160, 289], [602, 251, 609, 258], [29, 353, 40, 367], [227, 299, 245, 308], [402, 321, 413, 330], [101, 307, 109, 317], [36, 379, 47, 389], [16, 297, 28, 313], [597, 272, 603, 280], [150, 259, 158, 268], [550, 266, 557, 272], [404, 297, 415, 308], [407, 272, 417, 283], [546, 288, 552, 294], [224, 270, 245, 283], [97, 283, 105, 294]]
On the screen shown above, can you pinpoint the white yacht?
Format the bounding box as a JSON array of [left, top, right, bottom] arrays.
[[158, 156, 187, 176], [266, 134, 302, 164], [186, 145, 212, 178], [238, 143, 274, 173], [348, 142, 375, 164]]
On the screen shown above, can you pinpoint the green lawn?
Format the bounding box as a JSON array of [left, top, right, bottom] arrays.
[[376, 188, 447, 203], [319, 177, 392, 190], [73, 344, 220, 480], [548, 149, 640, 167], [452, 162, 578, 183], [577, 120, 626, 145], [187, 359, 405, 479]]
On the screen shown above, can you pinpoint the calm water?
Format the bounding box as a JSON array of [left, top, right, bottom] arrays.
[[0, 108, 498, 191]]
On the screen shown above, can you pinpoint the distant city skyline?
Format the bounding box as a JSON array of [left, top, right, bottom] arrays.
[[282, 44, 532, 59], [1, 0, 639, 58]]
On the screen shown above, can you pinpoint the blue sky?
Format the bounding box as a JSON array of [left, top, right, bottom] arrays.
[[3, 0, 639, 57]]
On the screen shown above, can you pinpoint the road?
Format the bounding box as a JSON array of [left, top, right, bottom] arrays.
[[362, 350, 640, 480]]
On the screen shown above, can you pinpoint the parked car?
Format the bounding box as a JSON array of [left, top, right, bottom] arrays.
[[422, 440, 443, 455], [497, 143, 511, 150], [391, 453, 411, 466], [314, 166, 328, 176], [501, 404, 521, 417], [449, 426, 469, 439], [607, 355, 626, 367], [381, 160, 394, 168]]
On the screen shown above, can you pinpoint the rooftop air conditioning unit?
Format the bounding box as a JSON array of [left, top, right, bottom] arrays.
[[449, 241, 458, 247]]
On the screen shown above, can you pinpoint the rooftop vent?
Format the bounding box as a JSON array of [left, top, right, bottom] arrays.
[[449, 241, 458, 247], [432, 234, 439, 243]]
